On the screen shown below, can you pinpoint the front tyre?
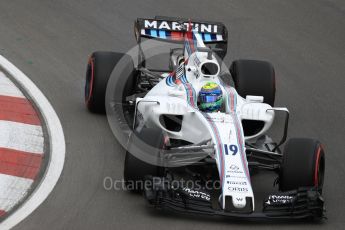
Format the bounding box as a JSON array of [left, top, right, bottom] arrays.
[[124, 128, 165, 192], [279, 138, 325, 192]]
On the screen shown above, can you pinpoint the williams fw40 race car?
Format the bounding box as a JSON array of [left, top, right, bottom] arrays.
[[84, 16, 326, 220]]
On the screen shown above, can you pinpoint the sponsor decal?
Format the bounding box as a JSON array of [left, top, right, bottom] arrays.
[[144, 20, 219, 34], [265, 195, 295, 205], [182, 188, 210, 201], [191, 56, 201, 79], [193, 55, 201, 67], [226, 164, 243, 174], [228, 186, 248, 193], [226, 175, 247, 179], [175, 63, 184, 79], [227, 181, 247, 185], [229, 165, 239, 170], [224, 144, 238, 155]]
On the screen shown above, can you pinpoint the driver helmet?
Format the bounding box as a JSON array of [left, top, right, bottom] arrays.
[[198, 82, 223, 112]]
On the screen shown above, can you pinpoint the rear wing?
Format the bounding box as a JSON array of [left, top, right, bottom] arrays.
[[134, 16, 228, 44]]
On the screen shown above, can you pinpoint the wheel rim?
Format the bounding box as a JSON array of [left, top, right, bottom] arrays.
[[314, 146, 325, 188], [85, 57, 94, 105]]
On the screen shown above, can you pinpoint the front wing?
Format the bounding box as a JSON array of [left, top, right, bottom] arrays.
[[143, 176, 325, 220]]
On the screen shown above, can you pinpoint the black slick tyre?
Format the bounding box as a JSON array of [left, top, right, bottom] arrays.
[[230, 59, 275, 106], [279, 138, 325, 192], [85, 51, 135, 113], [124, 128, 165, 192]]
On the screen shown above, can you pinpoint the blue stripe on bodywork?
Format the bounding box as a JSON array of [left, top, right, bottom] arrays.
[[159, 30, 166, 38], [166, 76, 175, 87], [204, 33, 211, 41], [150, 29, 158, 37], [181, 75, 188, 84]]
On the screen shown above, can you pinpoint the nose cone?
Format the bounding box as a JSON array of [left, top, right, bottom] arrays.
[[232, 195, 247, 209]]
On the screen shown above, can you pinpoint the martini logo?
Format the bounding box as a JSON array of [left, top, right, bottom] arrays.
[[144, 20, 218, 33]]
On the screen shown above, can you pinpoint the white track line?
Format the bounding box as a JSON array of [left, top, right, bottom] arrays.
[[0, 121, 43, 154], [0, 55, 65, 230], [0, 73, 25, 98]]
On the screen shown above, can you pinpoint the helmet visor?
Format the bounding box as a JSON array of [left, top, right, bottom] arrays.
[[199, 95, 220, 103]]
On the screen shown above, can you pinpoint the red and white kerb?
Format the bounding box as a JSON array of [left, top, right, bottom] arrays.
[[0, 72, 44, 218]]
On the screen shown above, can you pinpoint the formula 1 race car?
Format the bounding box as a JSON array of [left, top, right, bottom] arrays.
[[84, 16, 326, 220]]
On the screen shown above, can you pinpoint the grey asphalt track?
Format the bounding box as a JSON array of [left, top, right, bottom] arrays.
[[0, 0, 345, 229]]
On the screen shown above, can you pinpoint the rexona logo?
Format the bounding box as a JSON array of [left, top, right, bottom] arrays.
[[144, 20, 219, 33]]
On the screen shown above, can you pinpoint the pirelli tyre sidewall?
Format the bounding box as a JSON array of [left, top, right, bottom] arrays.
[[279, 138, 325, 192]]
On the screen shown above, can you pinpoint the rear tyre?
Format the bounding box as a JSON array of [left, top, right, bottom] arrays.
[[124, 128, 165, 192], [85, 51, 135, 113], [279, 138, 325, 192], [230, 59, 275, 106]]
